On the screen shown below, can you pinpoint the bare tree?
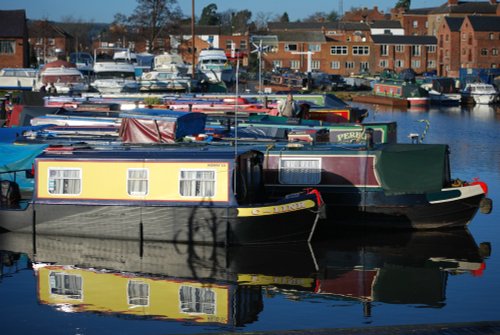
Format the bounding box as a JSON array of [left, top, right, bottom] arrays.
[[253, 11, 273, 31], [128, 0, 182, 52]]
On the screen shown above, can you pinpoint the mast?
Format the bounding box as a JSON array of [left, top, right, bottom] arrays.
[[191, 0, 196, 80]]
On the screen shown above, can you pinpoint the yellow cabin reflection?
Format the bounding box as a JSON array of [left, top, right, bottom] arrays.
[[37, 265, 231, 324]]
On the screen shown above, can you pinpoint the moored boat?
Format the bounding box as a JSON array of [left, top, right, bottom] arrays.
[[260, 141, 491, 230], [0, 68, 38, 91], [0, 145, 323, 245], [461, 82, 498, 105]]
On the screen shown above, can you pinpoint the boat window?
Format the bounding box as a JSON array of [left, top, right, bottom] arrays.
[[49, 272, 82, 300], [48, 168, 81, 195], [279, 158, 321, 185], [179, 285, 215, 315], [128, 280, 149, 306], [179, 170, 216, 197], [127, 168, 148, 196]]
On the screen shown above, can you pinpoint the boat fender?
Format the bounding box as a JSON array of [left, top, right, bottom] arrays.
[[479, 198, 493, 215]]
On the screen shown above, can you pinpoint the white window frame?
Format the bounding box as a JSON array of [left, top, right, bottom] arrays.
[[272, 60, 282, 69], [127, 168, 149, 196], [0, 40, 15, 54], [279, 158, 321, 185], [413, 20, 418, 28], [330, 45, 348, 55], [395, 45, 404, 53], [290, 60, 301, 69], [308, 44, 321, 52], [381, 45, 389, 56], [48, 168, 82, 195], [285, 43, 298, 52], [179, 169, 216, 198], [411, 59, 421, 68], [330, 61, 340, 69], [345, 61, 355, 69], [360, 61, 369, 71], [427, 60, 436, 68], [311, 60, 321, 70], [412, 45, 421, 56], [379, 59, 388, 68], [395, 59, 404, 68], [352, 45, 369, 55]]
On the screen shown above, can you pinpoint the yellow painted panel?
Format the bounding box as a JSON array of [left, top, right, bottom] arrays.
[[237, 199, 316, 217], [36, 160, 230, 202], [37, 266, 230, 323]]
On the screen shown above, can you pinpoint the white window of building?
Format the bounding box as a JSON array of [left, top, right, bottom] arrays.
[[330, 61, 340, 69], [308, 44, 321, 52], [0, 40, 15, 54], [311, 60, 321, 70], [381, 45, 389, 56], [179, 170, 216, 197], [413, 20, 418, 28], [379, 59, 388, 68], [272, 60, 282, 69], [330, 45, 348, 55], [48, 168, 81, 195], [179, 286, 216, 314], [395, 59, 404, 68], [127, 168, 148, 196], [427, 60, 436, 68], [412, 45, 421, 56], [411, 60, 421, 68], [428, 45, 436, 53], [395, 45, 404, 53], [360, 62, 369, 71], [279, 158, 321, 185], [352, 46, 369, 55], [290, 60, 301, 69]]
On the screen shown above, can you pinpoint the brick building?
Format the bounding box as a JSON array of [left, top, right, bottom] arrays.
[[460, 15, 500, 70], [0, 10, 29, 68], [436, 17, 464, 77], [371, 35, 437, 74], [28, 20, 73, 65]]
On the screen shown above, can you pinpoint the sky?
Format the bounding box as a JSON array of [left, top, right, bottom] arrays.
[[2, 0, 434, 23]]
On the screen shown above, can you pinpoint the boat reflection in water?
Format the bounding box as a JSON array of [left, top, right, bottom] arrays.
[[0, 228, 491, 326]]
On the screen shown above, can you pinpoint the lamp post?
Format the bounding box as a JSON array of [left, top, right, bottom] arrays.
[[191, 0, 196, 79]]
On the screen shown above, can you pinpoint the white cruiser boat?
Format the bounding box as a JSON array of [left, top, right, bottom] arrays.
[[90, 48, 139, 94], [0, 68, 38, 91], [461, 82, 498, 105], [37, 60, 88, 94], [139, 53, 191, 92], [196, 48, 234, 84]]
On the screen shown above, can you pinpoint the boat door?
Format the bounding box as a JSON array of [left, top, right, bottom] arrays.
[[235, 151, 266, 204]]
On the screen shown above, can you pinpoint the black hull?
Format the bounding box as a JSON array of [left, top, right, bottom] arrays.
[[266, 186, 486, 231], [0, 202, 319, 246]]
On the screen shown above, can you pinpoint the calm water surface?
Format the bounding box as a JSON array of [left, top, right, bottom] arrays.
[[1, 103, 500, 335]]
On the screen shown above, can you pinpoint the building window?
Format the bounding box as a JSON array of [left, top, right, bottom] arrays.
[[395, 45, 404, 53], [428, 45, 436, 53], [179, 170, 215, 197], [239, 40, 247, 50], [492, 48, 498, 56], [489, 33, 495, 40], [492, 64, 498, 68], [462, 33, 467, 40], [0, 40, 15, 54], [425, 21, 429, 28], [49, 272, 82, 300], [127, 168, 148, 196], [427, 60, 436, 68], [345, 61, 355, 69], [445, 34, 449, 42], [308, 44, 321, 52], [352, 46, 369, 55], [330, 45, 347, 55], [128, 280, 149, 306], [285, 43, 298, 51], [279, 158, 321, 185], [379, 60, 388, 68], [411, 45, 421, 56], [413, 20, 418, 28], [360, 62, 369, 71], [48, 38, 55, 45], [48, 168, 81, 195], [330, 61, 340, 69], [225, 40, 233, 49], [411, 60, 421, 68], [290, 60, 300, 69], [179, 286, 215, 314], [395, 59, 404, 68], [380, 45, 389, 56], [272, 60, 283, 68], [481, 48, 488, 56], [311, 60, 321, 70]]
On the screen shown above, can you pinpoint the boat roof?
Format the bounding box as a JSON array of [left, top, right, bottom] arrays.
[[38, 143, 260, 161]]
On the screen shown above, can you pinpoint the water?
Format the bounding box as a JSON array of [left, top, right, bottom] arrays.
[[1, 103, 500, 334]]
